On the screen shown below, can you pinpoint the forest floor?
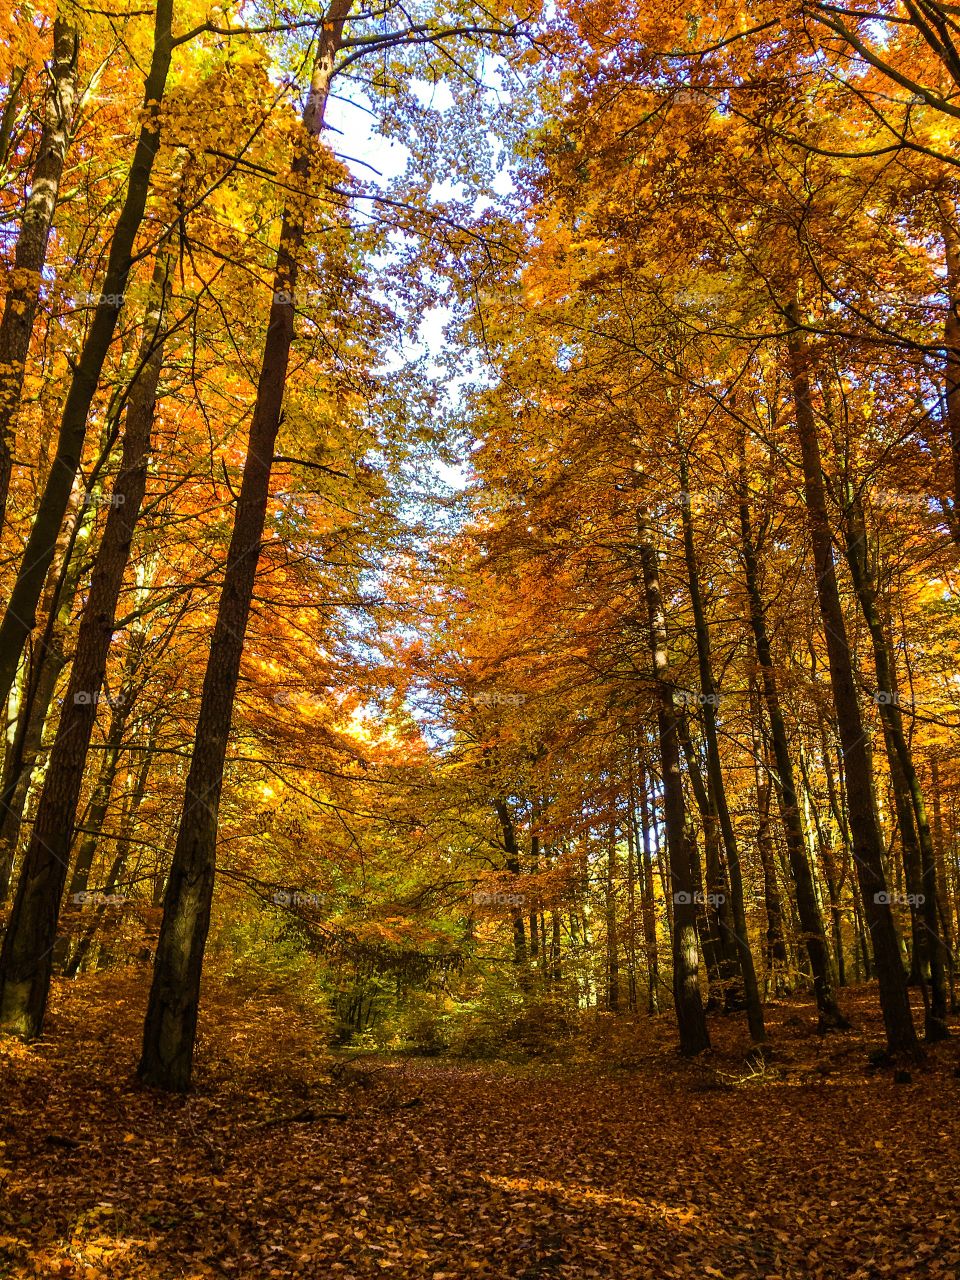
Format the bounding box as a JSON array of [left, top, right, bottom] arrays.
[[1, 974, 959, 1279]]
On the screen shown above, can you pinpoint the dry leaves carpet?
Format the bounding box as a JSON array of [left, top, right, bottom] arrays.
[[1, 974, 959, 1279]]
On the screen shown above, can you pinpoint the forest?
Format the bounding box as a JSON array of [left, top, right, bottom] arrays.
[[1, 1, 960, 1277]]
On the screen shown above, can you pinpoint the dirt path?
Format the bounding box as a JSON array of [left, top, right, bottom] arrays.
[[2, 976, 959, 1278]]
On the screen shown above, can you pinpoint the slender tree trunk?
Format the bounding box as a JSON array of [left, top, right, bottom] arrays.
[[0, 483, 99, 901], [0, 64, 27, 169], [755, 745, 789, 997], [818, 716, 852, 987], [0, 242, 174, 1037], [748, 674, 789, 995], [137, 9, 353, 1089], [495, 798, 529, 967], [678, 458, 764, 1041], [886, 734, 927, 982], [840, 487, 948, 1038], [785, 304, 917, 1054], [936, 192, 960, 542], [624, 782, 639, 1011], [678, 719, 736, 1005], [852, 875, 873, 981], [55, 621, 149, 971], [53, 734, 125, 972], [92, 741, 153, 973], [65, 739, 152, 981], [930, 757, 958, 1011], [818, 837, 847, 989], [68, 735, 126, 900], [528, 822, 540, 967], [0, 19, 79, 526], [635, 486, 709, 1054], [650, 778, 673, 946], [65, 607, 151, 904], [68, 856, 126, 980], [0, 651, 65, 904], [605, 823, 620, 1012], [0, 0, 175, 713], [636, 758, 661, 1013], [738, 437, 848, 1029], [797, 740, 856, 971], [930, 758, 952, 950]]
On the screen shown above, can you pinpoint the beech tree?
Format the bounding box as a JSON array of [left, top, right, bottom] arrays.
[[0, 15, 79, 526], [138, 0, 537, 1090], [0, 0, 176, 709]]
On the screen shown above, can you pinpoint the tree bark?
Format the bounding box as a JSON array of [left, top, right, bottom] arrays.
[[635, 757, 661, 1013], [785, 303, 917, 1054], [0, 19, 79, 526], [936, 191, 960, 543], [53, 621, 149, 970], [678, 717, 737, 1006], [0, 0, 175, 712], [0, 241, 174, 1037], [0, 484, 97, 901], [494, 797, 529, 967], [624, 781, 639, 1011], [929, 756, 958, 1011], [138, 18, 350, 1089], [840, 485, 949, 1039], [678, 457, 765, 1041], [738, 437, 848, 1029], [635, 487, 709, 1054], [605, 823, 620, 1012], [751, 706, 790, 994], [0, 64, 27, 170], [65, 737, 153, 981]]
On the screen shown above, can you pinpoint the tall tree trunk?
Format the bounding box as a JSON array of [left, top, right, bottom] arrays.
[[785, 303, 917, 1054], [818, 835, 847, 990], [67, 721, 128, 902], [930, 757, 958, 1011], [840, 486, 948, 1039], [65, 738, 153, 981], [635, 756, 661, 1013], [936, 191, 960, 543], [738, 437, 848, 1029], [0, 0, 175, 712], [624, 782, 639, 1012], [885, 733, 927, 982], [0, 242, 174, 1037], [139, 13, 355, 1089], [0, 19, 79, 526], [818, 715, 852, 987], [650, 777, 673, 946], [550, 908, 562, 982], [753, 729, 790, 995], [678, 457, 765, 1041], [51, 733, 124, 968], [852, 875, 873, 981], [528, 819, 540, 967], [55, 621, 149, 971], [797, 741, 848, 934], [748, 672, 790, 994], [605, 823, 620, 1012], [635, 486, 709, 1054], [678, 718, 737, 1006], [0, 484, 98, 901], [0, 64, 27, 169], [494, 797, 529, 967]]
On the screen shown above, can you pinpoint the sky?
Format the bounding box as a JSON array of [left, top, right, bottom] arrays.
[[324, 72, 517, 490]]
